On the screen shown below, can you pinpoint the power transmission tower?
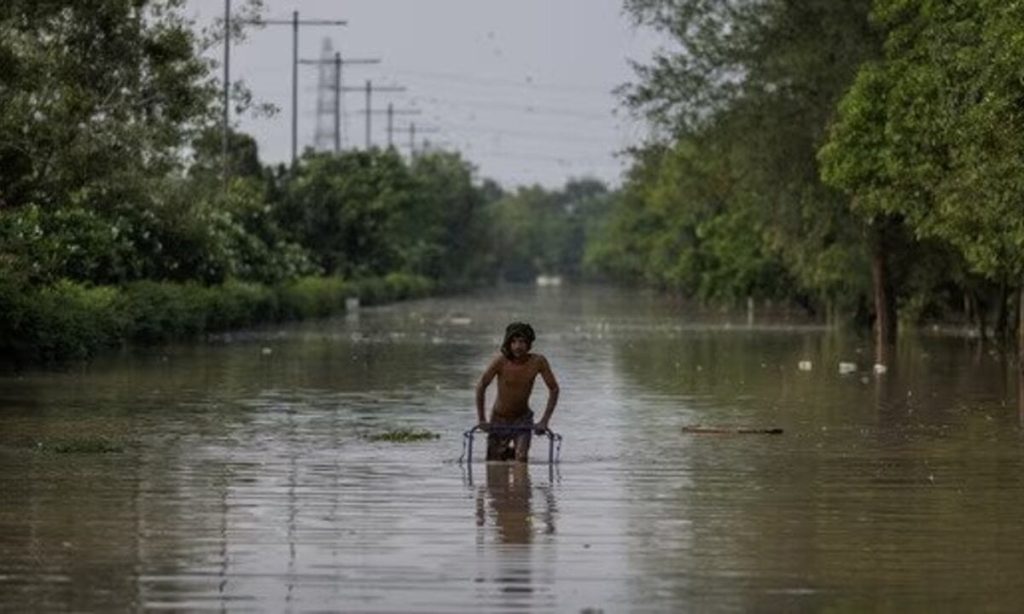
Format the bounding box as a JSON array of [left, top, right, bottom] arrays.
[[312, 38, 337, 152], [299, 51, 379, 152], [221, 3, 345, 186], [246, 12, 346, 165]]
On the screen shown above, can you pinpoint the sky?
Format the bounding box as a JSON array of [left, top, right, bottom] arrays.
[[183, 0, 661, 189]]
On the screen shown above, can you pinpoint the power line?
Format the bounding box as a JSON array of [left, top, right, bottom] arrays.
[[385, 66, 614, 95], [438, 124, 624, 145], [409, 95, 617, 121], [391, 123, 440, 157], [467, 151, 624, 165]]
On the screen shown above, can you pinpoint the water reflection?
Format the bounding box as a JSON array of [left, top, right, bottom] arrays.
[[473, 463, 557, 544], [469, 462, 559, 609]]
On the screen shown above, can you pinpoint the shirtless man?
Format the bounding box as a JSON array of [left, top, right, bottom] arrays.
[[476, 322, 560, 462]]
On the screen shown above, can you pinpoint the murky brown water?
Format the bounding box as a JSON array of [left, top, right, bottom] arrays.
[[2, 285, 1024, 612]]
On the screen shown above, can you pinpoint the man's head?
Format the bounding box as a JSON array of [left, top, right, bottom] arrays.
[[501, 321, 535, 360]]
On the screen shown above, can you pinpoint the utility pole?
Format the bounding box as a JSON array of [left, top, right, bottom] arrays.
[[391, 123, 440, 158], [231, 12, 346, 166], [222, 0, 230, 192], [361, 104, 421, 148], [300, 52, 379, 153], [340, 80, 405, 149], [334, 53, 341, 152]]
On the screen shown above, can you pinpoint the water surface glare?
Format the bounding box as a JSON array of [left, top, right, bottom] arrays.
[[2, 285, 1024, 612]]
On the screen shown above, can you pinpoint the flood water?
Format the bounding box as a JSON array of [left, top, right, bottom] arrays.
[[2, 284, 1023, 612]]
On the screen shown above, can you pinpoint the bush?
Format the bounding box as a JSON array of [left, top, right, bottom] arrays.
[[0, 274, 434, 365], [277, 276, 349, 320], [384, 272, 433, 300], [0, 280, 129, 363], [122, 281, 209, 343], [204, 280, 279, 331]]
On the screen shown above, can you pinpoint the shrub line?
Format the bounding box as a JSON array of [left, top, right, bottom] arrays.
[[0, 273, 434, 365]]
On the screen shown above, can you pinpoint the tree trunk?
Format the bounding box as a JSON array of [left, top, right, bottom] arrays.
[[996, 279, 1010, 341], [963, 291, 972, 330], [871, 231, 897, 365], [1018, 286, 1024, 370], [977, 292, 989, 343]]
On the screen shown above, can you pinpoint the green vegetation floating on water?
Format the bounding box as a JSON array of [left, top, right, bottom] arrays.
[[365, 429, 441, 443], [35, 438, 126, 454]]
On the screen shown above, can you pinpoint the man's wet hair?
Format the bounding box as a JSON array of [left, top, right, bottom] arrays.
[[501, 322, 536, 359]]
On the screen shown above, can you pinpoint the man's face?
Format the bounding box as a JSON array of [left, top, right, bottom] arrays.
[[509, 336, 530, 358]]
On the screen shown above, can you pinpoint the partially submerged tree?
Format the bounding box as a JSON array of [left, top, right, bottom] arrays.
[[607, 0, 883, 317], [821, 0, 1024, 358]]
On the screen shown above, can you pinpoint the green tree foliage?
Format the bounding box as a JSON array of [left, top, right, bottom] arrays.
[[854, 1, 1024, 278], [820, 0, 1024, 337], [597, 0, 883, 314], [597, 0, 981, 332], [0, 0, 217, 210], [489, 179, 611, 283], [405, 151, 496, 285], [559, 178, 615, 279], [588, 138, 797, 303], [275, 149, 414, 278], [188, 127, 266, 186], [272, 148, 500, 284]]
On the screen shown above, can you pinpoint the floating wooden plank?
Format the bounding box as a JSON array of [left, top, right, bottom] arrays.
[[681, 426, 783, 435]]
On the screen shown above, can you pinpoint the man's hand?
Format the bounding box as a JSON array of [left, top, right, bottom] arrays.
[[476, 422, 490, 432], [534, 421, 549, 435]]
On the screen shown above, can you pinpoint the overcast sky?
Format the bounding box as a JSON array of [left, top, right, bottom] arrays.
[[184, 0, 660, 189]]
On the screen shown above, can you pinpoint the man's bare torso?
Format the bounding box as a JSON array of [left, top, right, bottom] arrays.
[[491, 354, 544, 421]]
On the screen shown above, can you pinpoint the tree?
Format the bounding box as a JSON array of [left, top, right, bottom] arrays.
[[0, 0, 218, 210], [821, 0, 1024, 357], [616, 0, 884, 318], [487, 179, 612, 283], [407, 151, 495, 285], [275, 149, 414, 278]]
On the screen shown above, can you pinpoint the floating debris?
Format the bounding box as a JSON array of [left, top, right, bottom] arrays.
[[682, 426, 783, 435], [36, 437, 125, 454], [798, 360, 813, 371], [365, 428, 440, 443], [873, 363, 888, 375], [838, 361, 857, 375]]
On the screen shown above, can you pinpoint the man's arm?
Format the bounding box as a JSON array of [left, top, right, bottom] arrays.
[[475, 356, 502, 427], [535, 355, 560, 433]]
